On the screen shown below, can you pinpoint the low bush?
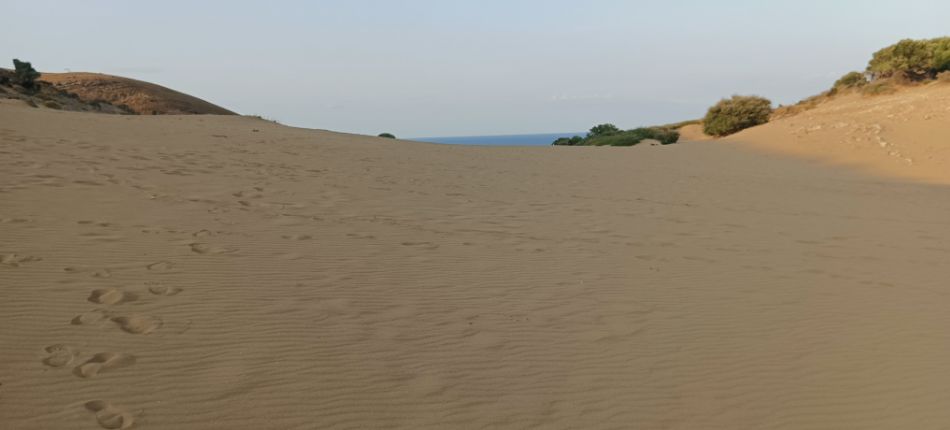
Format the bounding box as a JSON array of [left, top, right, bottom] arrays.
[[553, 126, 679, 146], [43, 101, 61, 109], [702, 95, 772, 137], [552, 136, 584, 146], [867, 37, 950, 80], [378, 133, 396, 139], [833, 71, 868, 90], [587, 123, 620, 138], [12, 59, 40, 89]]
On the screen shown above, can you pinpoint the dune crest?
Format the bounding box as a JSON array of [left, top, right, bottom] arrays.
[[725, 83, 950, 183], [39, 72, 235, 115]]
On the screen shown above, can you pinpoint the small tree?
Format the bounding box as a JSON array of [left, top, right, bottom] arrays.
[[12, 59, 40, 89], [552, 135, 585, 146], [588, 123, 620, 138], [702, 95, 772, 137], [866, 37, 950, 80], [833, 71, 868, 89], [934, 38, 950, 73], [378, 133, 396, 139]]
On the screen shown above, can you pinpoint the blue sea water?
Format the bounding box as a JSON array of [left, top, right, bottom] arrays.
[[412, 133, 585, 146]]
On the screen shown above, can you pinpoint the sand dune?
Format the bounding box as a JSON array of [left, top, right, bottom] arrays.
[[5, 99, 950, 429], [728, 82, 950, 184], [39, 72, 235, 116]]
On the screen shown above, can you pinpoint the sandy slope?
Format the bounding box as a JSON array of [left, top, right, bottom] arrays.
[[727, 82, 950, 184], [39, 73, 235, 115], [4, 100, 950, 429]]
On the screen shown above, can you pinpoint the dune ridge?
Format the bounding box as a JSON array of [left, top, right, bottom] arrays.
[[724, 82, 950, 184], [5, 98, 950, 428], [39, 72, 235, 115]]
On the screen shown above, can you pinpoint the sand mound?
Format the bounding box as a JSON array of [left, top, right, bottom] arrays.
[[725, 82, 950, 183], [678, 123, 714, 141], [39, 72, 235, 115], [5, 99, 950, 429]]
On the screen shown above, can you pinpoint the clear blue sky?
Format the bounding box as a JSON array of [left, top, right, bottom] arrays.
[[3, 0, 948, 137]]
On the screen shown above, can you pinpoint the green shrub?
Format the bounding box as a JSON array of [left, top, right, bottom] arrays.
[[378, 133, 396, 139], [12, 59, 40, 89], [553, 127, 679, 146], [702, 95, 772, 137], [833, 71, 868, 89], [552, 135, 584, 146], [588, 123, 620, 138], [934, 38, 950, 72], [586, 127, 680, 146], [867, 37, 950, 80]]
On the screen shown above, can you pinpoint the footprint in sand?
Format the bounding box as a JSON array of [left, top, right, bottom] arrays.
[[88, 288, 137, 305], [72, 309, 111, 325], [192, 229, 214, 238], [147, 284, 182, 296], [401, 241, 440, 250], [74, 353, 136, 378], [146, 260, 174, 271], [0, 253, 42, 267], [42, 344, 77, 368], [85, 400, 134, 430], [282, 234, 313, 241], [64, 266, 112, 278], [111, 315, 163, 335], [189, 242, 236, 255]]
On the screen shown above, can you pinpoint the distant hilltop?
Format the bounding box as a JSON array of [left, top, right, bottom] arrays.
[[2, 59, 235, 116], [39, 72, 235, 115]]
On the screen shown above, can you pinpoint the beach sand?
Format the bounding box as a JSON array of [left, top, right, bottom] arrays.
[[4, 98, 950, 429]]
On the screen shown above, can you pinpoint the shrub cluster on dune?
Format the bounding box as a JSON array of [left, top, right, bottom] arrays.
[[552, 124, 680, 146]]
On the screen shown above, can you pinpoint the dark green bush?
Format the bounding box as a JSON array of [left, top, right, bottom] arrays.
[[867, 37, 950, 80], [588, 123, 620, 138], [553, 126, 679, 146], [934, 38, 950, 72], [702, 95, 772, 137], [552, 135, 584, 146], [378, 133, 396, 139], [12, 59, 40, 89], [833, 71, 868, 89]]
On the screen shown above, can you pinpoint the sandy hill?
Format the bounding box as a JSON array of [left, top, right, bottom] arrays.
[[39, 72, 235, 115], [672, 82, 950, 184], [5, 98, 950, 429], [0, 69, 131, 114], [724, 82, 950, 184]]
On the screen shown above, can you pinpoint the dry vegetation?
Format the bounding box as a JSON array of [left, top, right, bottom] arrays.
[[0, 63, 133, 114], [771, 37, 950, 122], [40, 72, 235, 115]]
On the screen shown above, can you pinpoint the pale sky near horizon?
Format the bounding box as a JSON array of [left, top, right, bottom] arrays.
[[3, 1, 949, 137]]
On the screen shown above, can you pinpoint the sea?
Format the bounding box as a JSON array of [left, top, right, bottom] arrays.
[[412, 133, 584, 146]]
